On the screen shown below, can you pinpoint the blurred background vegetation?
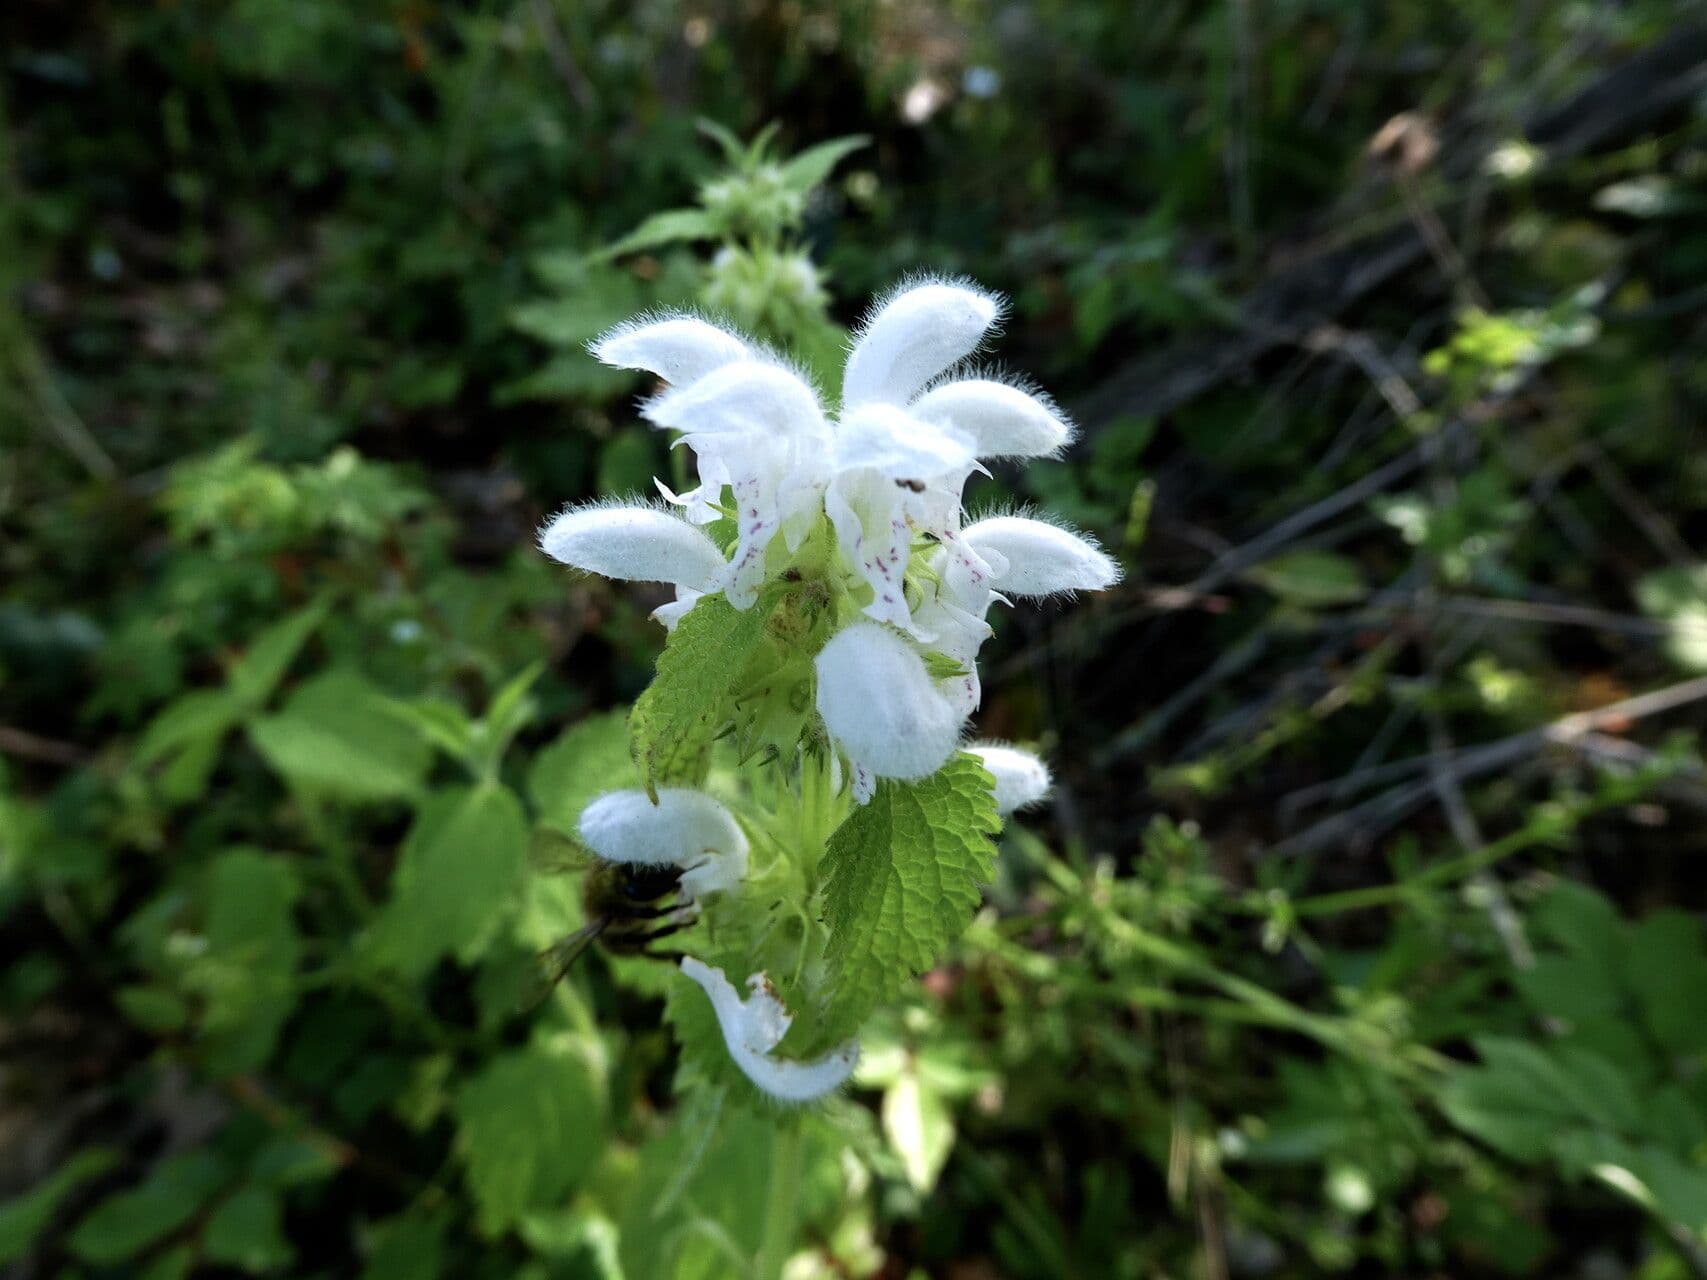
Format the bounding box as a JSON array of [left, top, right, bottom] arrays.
[[6, 2, 1707, 1277]]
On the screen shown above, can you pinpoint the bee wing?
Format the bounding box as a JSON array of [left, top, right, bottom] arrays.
[[529, 827, 594, 875], [519, 921, 607, 1013]]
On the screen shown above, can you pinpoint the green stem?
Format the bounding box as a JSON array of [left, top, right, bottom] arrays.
[[754, 1119, 803, 1280], [1284, 794, 1600, 918]]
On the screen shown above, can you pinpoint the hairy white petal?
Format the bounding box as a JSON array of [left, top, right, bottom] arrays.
[[967, 742, 1052, 815], [539, 505, 727, 590], [590, 314, 749, 386], [577, 788, 748, 899], [911, 379, 1074, 458], [646, 360, 827, 440], [825, 470, 914, 631], [962, 516, 1120, 596], [680, 958, 859, 1102], [814, 623, 963, 781], [843, 281, 1003, 409]]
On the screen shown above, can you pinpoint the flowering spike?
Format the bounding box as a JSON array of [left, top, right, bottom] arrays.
[[814, 622, 962, 785], [911, 379, 1075, 458], [577, 788, 748, 899], [962, 515, 1120, 596], [842, 281, 1003, 409], [590, 313, 749, 387], [679, 958, 859, 1102], [967, 742, 1053, 815], [539, 504, 727, 591], [539, 274, 1127, 1088]]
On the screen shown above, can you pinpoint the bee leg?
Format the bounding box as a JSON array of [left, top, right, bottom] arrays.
[[622, 902, 684, 921], [631, 919, 691, 945], [640, 947, 687, 962]]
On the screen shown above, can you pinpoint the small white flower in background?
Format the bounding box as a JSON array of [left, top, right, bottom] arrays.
[[679, 957, 859, 1102], [967, 742, 1052, 815], [577, 788, 748, 901]]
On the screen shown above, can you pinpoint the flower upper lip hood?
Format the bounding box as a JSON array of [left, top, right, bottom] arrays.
[[589, 311, 750, 386], [537, 503, 726, 593], [841, 279, 1004, 409], [577, 787, 749, 901]]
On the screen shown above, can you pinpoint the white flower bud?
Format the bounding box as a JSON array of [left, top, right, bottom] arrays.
[[590, 313, 749, 387], [577, 788, 748, 899], [911, 379, 1074, 458], [679, 958, 859, 1102], [842, 281, 1003, 409], [967, 742, 1052, 815], [539, 505, 727, 591], [814, 623, 964, 783], [962, 515, 1120, 596]]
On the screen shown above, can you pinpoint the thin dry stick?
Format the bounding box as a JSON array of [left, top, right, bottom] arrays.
[[1579, 441, 1697, 567], [1269, 673, 1707, 857], [0, 725, 90, 766]]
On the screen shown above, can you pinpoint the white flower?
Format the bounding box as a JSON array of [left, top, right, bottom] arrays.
[[679, 957, 858, 1102], [961, 514, 1120, 596], [967, 742, 1052, 815], [539, 504, 727, 594], [814, 622, 962, 797], [569, 282, 1123, 804], [577, 788, 748, 900], [907, 516, 1117, 720], [643, 359, 833, 607]]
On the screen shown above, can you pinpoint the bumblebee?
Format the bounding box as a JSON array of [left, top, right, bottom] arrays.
[[529, 861, 694, 1004]]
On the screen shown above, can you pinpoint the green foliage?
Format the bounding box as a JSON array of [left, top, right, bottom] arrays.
[[1636, 564, 1707, 673], [189, 850, 304, 1072], [250, 670, 432, 802], [1248, 549, 1368, 608], [627, 594, 773, 798], [526, 710, 639, 837], [68, 1153, 229, 1265], [454, 1042, 603, 1236], [8, 4, 1707, 1276], [0, 1149, 118, 1264], [1441, 885, 1707, 1242], [202, 1186, 293, 1274], [367, 783, 530, 978]]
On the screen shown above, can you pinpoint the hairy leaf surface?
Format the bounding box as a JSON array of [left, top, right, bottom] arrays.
[[628, 594, 770, 798], [787, 753, 999, 1053]]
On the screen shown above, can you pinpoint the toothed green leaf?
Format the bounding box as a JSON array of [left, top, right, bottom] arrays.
[[627, 594, 771, 798], [784, 753, 1000, 1054]]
